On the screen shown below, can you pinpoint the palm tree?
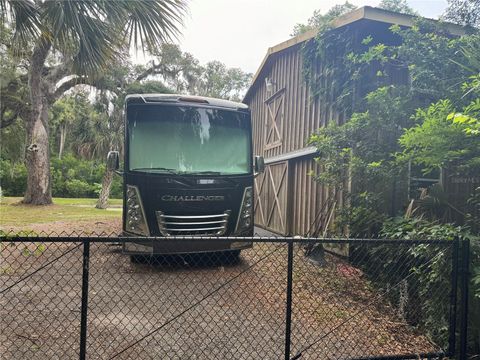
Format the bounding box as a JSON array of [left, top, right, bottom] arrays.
[[94, 106, 124, 210], [0, 0, 186, 204], [69, 61, 172, 209], [93, 78, 172, 209], [87, 92, 125, 210]]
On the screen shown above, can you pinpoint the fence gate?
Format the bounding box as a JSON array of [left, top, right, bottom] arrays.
[[254, 161, 289, 235]]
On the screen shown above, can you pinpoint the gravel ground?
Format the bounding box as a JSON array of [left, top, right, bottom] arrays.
[[1, 225, 442, 359]]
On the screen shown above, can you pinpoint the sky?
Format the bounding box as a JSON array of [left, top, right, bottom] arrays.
[[172, 0, 448, 75]]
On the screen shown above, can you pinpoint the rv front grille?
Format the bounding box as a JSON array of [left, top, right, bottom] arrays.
[[156, 211, 231, 236]]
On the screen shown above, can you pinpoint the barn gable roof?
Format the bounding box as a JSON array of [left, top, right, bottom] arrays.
[[243, 6, 467, 102]]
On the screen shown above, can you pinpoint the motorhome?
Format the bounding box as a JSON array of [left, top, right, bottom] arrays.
[[107, 94, 264, 259]]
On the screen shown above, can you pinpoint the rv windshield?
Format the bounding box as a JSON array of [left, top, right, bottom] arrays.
[[128, 105, 251, 175]]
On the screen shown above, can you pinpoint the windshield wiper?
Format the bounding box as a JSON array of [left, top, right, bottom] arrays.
[[131, 167, 179, 175], [188, 171, 222, 175]]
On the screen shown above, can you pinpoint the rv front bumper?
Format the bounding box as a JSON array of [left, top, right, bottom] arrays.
[[121, 231, 253, 255]]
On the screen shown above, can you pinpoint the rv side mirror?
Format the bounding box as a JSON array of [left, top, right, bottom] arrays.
[[254, 156, 265, 175], [106, 151, 120, 172]]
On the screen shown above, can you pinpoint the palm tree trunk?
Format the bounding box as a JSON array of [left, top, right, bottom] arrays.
[[23, 40, 53, 205], [58, 123, 66, 159], [96, 168, 114, 209]]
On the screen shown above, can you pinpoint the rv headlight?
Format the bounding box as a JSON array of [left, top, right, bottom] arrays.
[[125, 185, 149, 236], [235, 187, 253, 233]]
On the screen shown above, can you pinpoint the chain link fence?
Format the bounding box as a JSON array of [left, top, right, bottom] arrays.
[[0, 232, 470, 359]]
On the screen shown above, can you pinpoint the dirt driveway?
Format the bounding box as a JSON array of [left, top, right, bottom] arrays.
[[0, 226, 442, 360]]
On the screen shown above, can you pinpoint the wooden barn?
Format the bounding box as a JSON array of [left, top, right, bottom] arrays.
[[243, 6, 465, 236]]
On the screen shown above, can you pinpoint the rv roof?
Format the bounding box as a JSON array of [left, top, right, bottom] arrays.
[[125, 94, 249, 110]]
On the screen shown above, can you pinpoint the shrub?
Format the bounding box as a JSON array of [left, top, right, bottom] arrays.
[[377, 218, 480, 354], [64, 179, 93, 198], [0, 160, 27, 196], [0, 155, 123, 199]]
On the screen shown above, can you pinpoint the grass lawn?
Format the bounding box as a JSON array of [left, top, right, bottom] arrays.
[[0, 197, 122, 227]]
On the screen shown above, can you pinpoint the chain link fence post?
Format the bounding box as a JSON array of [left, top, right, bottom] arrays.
[[79, 240, 91, 360], [285, 239, 294, 360], [448, 237, 460, 356], [459, 239, 470, 360]]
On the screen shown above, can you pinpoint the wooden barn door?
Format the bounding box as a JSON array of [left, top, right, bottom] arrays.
[[264, 88, 285, 152], [254, 161, 289, 235]]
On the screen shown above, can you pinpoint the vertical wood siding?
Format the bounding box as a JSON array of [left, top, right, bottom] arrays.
[[249, 45, 346, 157], [247, 43, 349, 235]]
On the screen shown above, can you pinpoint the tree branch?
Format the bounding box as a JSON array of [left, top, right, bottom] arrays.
[[51, 76, 98, 102], [136, 62, 163, 81], [45, 63, 71, 83], [0, 93, 31, 128], [0, 110, 20, 129], [1, 76, 31, 128]]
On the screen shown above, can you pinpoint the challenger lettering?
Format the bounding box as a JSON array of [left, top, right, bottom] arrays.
[[161, 195, 225, 202]]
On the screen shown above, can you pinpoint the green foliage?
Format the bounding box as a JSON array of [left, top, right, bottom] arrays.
[[50, 154, 122, 199], [309, 86, 413, 197], [1, 0, 188, 205], [0, 155, 122, 199], [301, 4, 480, 352], [198, 61, 252, 101], [135, 43, 252, 101], [297, 5, 358, 112], [390, 26, 477, 105], [455, 40, 480, 96], [2, 0, 187, 77], [308, 123, 350, 187], [302, 27, 357, 112], [380, 216, 471, 240], [304, 19, 479, 117], [335, 192, 386, 238], [125, 80, 172, 95], [0, 160, 27, 196], [50, 92, 95, 158], [448, 99, 480, 135], [63, 179, 93, 199], [291, 2, 357, 36], [380, 217, 480, 352], [348, 25, 477, 107], [443, 0, 480, 28], [399, 99, 480, 174], [378, 0, 417, 15], [448, 42, 480, 137], [136, 43, 202, 93], [305, 10, 480, 233], [466, 187, 480, 233], [0, 119, 25, 162]]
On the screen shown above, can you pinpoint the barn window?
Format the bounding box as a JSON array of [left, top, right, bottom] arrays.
[[264, 87, 285, 150]]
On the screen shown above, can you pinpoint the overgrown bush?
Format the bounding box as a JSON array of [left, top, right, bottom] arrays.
[[51, 154, 122, 198], [334, 192, 386, 238], [64, 179, 92, 198], [0, 160, 27, 196], [376, 218, 480, 354]]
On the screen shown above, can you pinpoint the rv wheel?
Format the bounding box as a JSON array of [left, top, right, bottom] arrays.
[[130, 255, 144, 264]]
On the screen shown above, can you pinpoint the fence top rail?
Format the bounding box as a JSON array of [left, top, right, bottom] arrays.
[[0, 234, 457, 245]]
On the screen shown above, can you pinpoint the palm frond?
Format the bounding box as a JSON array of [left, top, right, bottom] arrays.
[[1, 0, 40, 46], [119, 0, 187, 51], [41, 0, 120, 76], [39, 0, 187, 77]]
